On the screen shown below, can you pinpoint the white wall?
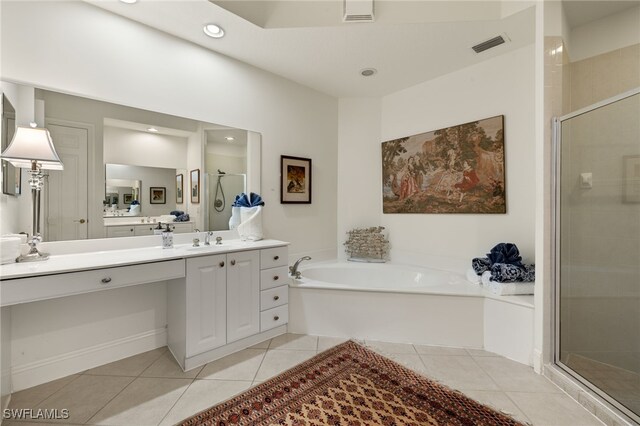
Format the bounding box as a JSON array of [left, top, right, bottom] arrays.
[[2, 0, 338, 257], [569, 5, 640, 62], [1, 0, 337, 389], [375, 44, 536, 264], [104, 126, 188, 170]]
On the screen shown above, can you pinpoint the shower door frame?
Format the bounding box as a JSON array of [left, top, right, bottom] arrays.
[[552, 86, 640, 423]]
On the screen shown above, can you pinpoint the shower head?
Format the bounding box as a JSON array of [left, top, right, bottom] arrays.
[[218, 169, 226, 175]]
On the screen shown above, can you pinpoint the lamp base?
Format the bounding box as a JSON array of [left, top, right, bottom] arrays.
[[16, 246, 49, 263]]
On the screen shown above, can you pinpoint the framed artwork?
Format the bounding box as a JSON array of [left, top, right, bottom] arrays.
[[381, 115, 506, 214], [623, 155, 640, 203], [190, 169, 200, 204], [150, 187, 166, 204], [281, 155, 312, 204], [123, 193, 133, 204], [176, 174, 184, 204]]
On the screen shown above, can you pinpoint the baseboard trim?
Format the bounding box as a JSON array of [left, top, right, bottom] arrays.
[[11, 328, 167, 392], [533, 349, 543, 374]]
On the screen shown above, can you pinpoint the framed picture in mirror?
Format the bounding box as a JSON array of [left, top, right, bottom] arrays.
[[176, 174, 184, 204], [2, 94, 21, 196], [150, 187, 166, 204], [123, 193, 133, 204], [190, 169, 200, 204]]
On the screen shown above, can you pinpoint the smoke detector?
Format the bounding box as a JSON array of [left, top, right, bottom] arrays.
[[343, 0, 374, 23]]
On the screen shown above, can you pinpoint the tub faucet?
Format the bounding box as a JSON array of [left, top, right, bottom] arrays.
[[289, 256, 311, 279]]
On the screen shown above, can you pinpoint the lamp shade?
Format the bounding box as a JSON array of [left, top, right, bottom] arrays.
[[0, 127, 64, 170]]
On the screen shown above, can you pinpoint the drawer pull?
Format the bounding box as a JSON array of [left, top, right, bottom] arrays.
[[273, 295, 280, 301], [273, 275, 279, 281], [274, 255, 279, 261], [219, 261, 225, 267], [230, 260, 236, 266], [101, 277, 112, 284], [274, 315, 280, 321]]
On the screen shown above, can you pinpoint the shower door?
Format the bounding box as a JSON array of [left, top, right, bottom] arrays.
[[555, 88, 640, 421]]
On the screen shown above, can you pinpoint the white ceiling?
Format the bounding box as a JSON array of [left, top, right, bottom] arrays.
[[86, 0, 536, 98], [562, 0, 640, 29]]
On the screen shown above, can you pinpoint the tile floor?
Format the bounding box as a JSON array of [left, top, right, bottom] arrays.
[[4, 334, 604, 425]]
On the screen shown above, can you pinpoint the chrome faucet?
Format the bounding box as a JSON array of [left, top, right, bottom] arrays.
[[204, 231, 215, 245], [289, 256, 311, 279]]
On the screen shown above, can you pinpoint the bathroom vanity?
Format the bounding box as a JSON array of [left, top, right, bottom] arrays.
[[0, 236, 289, 390]]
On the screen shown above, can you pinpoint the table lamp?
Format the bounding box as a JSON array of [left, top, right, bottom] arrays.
[[0, 124, 64, 262]]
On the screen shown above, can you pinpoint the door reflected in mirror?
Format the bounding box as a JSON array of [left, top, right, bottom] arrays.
[[1, 94, 20, 196]]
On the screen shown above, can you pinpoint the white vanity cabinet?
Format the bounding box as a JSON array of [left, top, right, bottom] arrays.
[[168, 245, 287, 371], [106, 225, 135, 238], [105, 222, 194, 237]]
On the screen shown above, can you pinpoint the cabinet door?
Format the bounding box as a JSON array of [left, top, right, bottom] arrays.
[[134, 225, 156, 236], [106, 225, 135, 238], [226, 250, 260, 343], [172, 223, 194, 234], [186, 254, 227, 356]]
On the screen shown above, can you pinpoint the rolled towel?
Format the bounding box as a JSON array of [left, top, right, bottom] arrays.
[[169, 210, 185, 216], [490, 263, 535, 283], [466, 269, 481, 284], [487, 243, 523, 266], [237, 206, 263, 241], [174, 213, 190, 222], [232, 192, 265, 208], [472, 257, 491, 275]]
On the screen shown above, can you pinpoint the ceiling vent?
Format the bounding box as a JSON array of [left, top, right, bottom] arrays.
[[472, 35, 507, 53], [343, 0, 374, 23]]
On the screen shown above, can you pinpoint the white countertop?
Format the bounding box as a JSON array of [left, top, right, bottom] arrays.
[[0, 239, 288, 280]]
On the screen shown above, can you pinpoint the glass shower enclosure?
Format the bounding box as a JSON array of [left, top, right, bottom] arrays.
[[208, 172, 246, 231], [554, 88, 640, 421]]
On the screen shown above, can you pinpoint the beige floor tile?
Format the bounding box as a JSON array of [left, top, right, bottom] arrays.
[[9, 374, 80, 409], [87, 377, 191, 425], [385, 353, 428, 374], [461, 390, 530, 424], [159, 379, 252, 426], [141, 351, 203, 379], [414, 345, 468, 356], [466, 348, 500, 357], [84, 347, 167, 377], [365, 340, 417, 354], [317, 336, 348, 352], [36, 375, 135, 424], [419, 355, 499, 391], [269, 333, 318, 351], [475, 357, 562, 393], [254, 349, 316, 382], [507, 391, 604, 425], [249, 339, 271, 349], [197, 349, 266, 381]]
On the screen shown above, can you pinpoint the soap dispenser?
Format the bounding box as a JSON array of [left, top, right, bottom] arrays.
[[153, 222, 164, 235], [162, 224, 174, 249]]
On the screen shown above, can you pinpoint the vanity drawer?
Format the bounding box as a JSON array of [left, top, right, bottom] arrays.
[[260, 247, 288, 269], [260, 266, 288, 290], [260, 285, 288, 311], [1, 259, 185, 306], [260, 305, 288, 332]]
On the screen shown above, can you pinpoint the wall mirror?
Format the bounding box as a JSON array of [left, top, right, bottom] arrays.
[[1, 83, 261, 241], [1, 94, 20, 196]]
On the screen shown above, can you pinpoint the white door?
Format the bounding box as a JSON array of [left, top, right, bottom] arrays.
[[226, 250, 260, 343], [45, 124, 88, 241], [186, 254, 227, 356]]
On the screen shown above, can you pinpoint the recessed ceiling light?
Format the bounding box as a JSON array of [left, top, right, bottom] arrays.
[[225, 136, 235, 141], [203, 24, 225, 39], [147, 127, 158, 133], [119, 0, 138, 4], [360, 68, 377, 77]]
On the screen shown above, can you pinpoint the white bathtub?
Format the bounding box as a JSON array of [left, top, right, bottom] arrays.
[[288, 261, 535, 365]]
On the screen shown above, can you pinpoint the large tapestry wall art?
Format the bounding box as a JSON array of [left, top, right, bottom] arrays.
[[382, 115, 506, 214]]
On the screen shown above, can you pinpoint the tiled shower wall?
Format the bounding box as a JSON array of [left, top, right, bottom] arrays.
[[559, 42, 640, 373]]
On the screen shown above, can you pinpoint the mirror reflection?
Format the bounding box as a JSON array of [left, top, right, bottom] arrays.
[[1, 94, 20, 196], [1, 84, 260, 241]]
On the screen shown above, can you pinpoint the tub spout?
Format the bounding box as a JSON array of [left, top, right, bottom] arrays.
[[289, 256, 311, 279]]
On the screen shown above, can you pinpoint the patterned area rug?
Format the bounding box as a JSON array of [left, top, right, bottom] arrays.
[[178, 341, 524, 426]]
